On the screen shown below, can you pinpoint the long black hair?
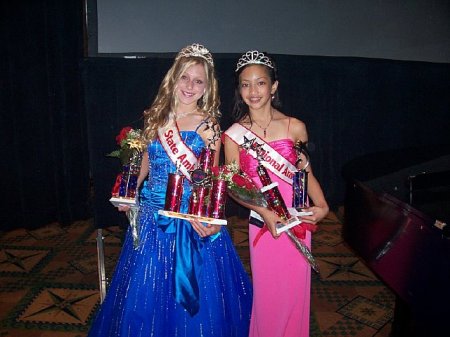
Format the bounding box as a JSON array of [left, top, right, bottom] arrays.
[[232, 52, 282, 123]]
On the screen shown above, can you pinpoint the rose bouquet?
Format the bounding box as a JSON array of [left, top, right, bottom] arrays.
[[107, 126, 145, 165], [211, 161, 267, 207]]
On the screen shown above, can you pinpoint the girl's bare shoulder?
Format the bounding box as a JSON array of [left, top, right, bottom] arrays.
[[274, 112, 306, 130], [284, 115, 308, 142]]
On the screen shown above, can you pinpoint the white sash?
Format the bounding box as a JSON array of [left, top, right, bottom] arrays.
[[158, 126, 197, 181], [225, 123, 296, 185]]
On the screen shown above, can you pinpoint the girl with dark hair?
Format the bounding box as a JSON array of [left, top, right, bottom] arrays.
[[224, 50, 329, 337]]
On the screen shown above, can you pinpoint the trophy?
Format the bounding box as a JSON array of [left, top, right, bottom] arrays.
[[204, 124, 228, 219], [110, 148, 143, 207], [188, 147, 228, 220], [208, 171, 227, 219], [188, 148, 214, 217], [108, 126, 145, 248], [242, 137, 319, 273], [164, 171, 185, 212], [293, 141, 310, 209], [256, 164, 291, 220], [240, 137, 296, 222], [191, 122, 228, 220], [158, 122, 227, 225]]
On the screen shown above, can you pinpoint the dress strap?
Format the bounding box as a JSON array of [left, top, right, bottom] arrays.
[[194, 116, 211, 133], [287, 117, 292, 138]]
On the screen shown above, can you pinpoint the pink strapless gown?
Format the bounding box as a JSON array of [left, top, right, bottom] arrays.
[[240, 139, 311, 337]]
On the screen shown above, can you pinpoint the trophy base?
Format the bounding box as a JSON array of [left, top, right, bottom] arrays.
[[249, 208, 313, 234], [278, 208, 313, 234], [276, 217, 302, 234], [158, 210, 227, 225], [289, 207, 313, 217], [110, 197, 137, 207]]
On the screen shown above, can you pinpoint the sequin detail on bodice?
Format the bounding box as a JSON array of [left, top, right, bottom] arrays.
[[143, 131, 206, 205], [239, 138, 296, 186]]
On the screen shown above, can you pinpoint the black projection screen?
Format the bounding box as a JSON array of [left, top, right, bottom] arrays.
[[85, 0, 450, 63]]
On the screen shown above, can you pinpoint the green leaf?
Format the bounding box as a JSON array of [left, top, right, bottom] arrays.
[[119, 148, 133, 165], [106, 150, 121, 158]]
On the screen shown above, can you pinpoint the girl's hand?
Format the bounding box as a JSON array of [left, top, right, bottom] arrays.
[[190, 219, 221, 238], [259, 208, 286, 239], [300, 205, 329, 225], [117, 205, 131, 212]]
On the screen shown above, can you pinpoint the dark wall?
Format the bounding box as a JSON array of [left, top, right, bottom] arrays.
[[1, 0, 90, 230], [82, 56, 450, 228]]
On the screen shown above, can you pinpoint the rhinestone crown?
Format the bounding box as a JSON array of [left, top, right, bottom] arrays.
[[235, 50, 274, 72], [176, 43, 214, 67]]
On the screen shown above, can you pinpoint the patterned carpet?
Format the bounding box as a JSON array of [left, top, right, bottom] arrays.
[[0, 211, 395, 336]]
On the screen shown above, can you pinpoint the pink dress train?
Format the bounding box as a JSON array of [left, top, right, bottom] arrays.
[[240, 139, 311, 337]]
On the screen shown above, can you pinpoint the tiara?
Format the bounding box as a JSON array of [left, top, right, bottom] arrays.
[[235, 50, 274, 72], [176, 43, 214, 67]]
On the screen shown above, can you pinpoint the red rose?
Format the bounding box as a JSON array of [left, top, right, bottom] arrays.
[[116, 126, 133, 145], [244, 178, 255, 190], [232, 174, 247, 187]]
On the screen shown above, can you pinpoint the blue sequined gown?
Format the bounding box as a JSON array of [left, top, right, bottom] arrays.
[[88, 131, 252, 337]]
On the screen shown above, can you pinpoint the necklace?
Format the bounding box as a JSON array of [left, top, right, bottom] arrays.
[[174, 107, 198, 120], [252, 110, 273, 138]]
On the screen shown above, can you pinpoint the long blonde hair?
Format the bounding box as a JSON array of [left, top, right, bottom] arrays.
[[142, 54, 221, 142]]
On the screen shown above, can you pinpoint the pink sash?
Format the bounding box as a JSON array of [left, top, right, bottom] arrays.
[[225, 123, 297, 184]]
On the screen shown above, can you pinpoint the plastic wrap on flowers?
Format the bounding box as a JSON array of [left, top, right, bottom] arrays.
[[126, 206, 140, 249]]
